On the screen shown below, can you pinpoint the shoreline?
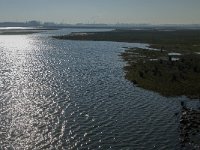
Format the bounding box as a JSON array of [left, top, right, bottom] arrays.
[[53, 29, 200, 99], [53, 29, 200, 148], [0, 28, 57, 35]]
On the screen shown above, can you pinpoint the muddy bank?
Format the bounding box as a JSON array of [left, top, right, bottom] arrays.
[[178, 102, 200, 149]]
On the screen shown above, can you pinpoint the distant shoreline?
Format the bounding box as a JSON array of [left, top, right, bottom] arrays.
[[0, 28, 57, 35]]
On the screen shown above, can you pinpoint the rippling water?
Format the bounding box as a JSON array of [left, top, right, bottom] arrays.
[[0, 29, 198, 150]]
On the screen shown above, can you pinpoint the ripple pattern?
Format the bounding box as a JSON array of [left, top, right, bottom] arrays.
[[0, 29, 196, 150]]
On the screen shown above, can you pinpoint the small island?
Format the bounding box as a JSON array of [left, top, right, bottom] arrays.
[[53, 29, 200, 99]]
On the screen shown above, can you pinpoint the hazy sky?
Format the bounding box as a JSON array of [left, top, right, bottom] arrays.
[[0, 0, 200, 24]]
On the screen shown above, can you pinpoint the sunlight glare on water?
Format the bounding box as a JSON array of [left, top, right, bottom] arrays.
[[0, 34, 71, 149], [1, 29, 195, 149]]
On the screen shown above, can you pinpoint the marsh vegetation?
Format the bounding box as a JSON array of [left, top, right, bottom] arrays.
[[54, 29, 200, 98], [121, 48, 200, 98]]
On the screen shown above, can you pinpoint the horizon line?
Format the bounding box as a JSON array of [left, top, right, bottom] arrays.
[[0, 21, 200, 26]]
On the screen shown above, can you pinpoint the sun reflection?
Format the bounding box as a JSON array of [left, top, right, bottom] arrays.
[[0, 35, 34, 50], [0, 34, 70, 149]]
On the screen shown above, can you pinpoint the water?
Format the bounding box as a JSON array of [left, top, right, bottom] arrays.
[[0, 29, 198, 150]]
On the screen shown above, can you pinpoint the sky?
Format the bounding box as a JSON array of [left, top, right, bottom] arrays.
[[0, 0, 200, 24]]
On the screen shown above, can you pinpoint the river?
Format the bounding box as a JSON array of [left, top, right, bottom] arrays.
[[0, 28, 198, 149]]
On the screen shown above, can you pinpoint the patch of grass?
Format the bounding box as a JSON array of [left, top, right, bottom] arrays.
[[122, 48, 200, 98]]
